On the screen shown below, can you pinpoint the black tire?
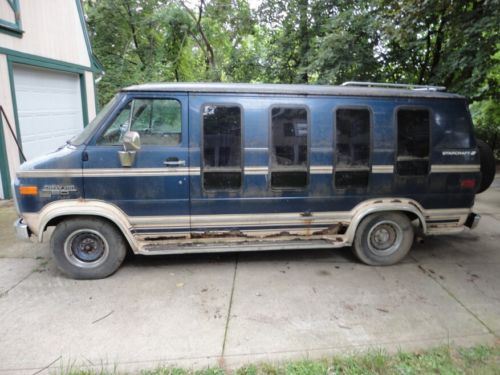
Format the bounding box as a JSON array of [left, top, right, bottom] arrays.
[[50, 217, 127, 279], [477, 139, 496, 194], [353, 212, 414, 266]]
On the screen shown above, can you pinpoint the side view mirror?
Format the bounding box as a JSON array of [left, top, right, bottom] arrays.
[[118, 131, 141, 167], [122, 131, 141, 151]]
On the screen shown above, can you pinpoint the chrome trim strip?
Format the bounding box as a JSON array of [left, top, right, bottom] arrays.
[[244, 166, 268, 175], [372, 165, 394, 173], [188, 167, 201, 176], [83, 168, 191, 177], [17, 164, 480, 178], [17, 169, 82, 178], [431, 164, 480, 173], [17, 168, 196, 178], [310, 166, 333, 174]]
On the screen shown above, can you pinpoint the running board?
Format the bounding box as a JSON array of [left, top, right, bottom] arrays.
[[137, 238, 347, 255]]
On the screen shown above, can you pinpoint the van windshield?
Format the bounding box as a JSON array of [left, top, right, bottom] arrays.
[[70, 95, 120, 146]]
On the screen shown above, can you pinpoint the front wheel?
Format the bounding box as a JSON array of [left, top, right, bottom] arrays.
[[353, 212, 414, 266], [51, 218, 127, 279]]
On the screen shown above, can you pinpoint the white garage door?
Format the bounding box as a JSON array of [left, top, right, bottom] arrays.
[[13, 64, 84, 160]]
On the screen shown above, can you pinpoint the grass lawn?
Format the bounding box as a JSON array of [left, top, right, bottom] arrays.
[[62, 344, 500, 375]]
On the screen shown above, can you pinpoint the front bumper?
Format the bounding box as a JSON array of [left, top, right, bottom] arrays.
[[465, 213, 481, 229], [14, 218, 31, 240]]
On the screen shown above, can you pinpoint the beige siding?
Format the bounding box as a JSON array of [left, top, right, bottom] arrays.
[[0, 0, 91, 68], [0, 1, 16, 24], [0, 54, 21, 180]]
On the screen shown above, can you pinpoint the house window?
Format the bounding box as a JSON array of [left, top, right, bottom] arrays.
[[397, 108, 430, 176], [0, 0, 22, 36], [202, 105, 242, 190], [335, 108, 371, 189], [270, 107, 309, 188]]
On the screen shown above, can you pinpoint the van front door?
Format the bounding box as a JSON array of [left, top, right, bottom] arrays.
[[83, 93, 190, 238]]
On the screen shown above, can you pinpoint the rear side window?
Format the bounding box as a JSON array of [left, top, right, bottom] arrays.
[[440, 105, 473, 149], [270, 107, 309, 188], [202, 105, 242, 190], [335, 108, 371, 189], [396, 108, 430, 176]]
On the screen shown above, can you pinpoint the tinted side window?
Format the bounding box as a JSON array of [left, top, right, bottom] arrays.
[[439, 106, 473, 149], [335, 108, 371, 189], [271, 107, 308, 188], [202, 105, 242, 190], [397, 108, 430, 175]]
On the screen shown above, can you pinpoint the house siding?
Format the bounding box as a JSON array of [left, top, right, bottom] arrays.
[[0, 0, 90, 67], [0, 0, 100, 199]]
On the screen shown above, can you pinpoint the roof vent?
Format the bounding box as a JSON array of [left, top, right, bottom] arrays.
[[341, 81, 446, 92]]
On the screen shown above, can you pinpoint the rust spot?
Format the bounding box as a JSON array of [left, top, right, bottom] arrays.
[[191, 230, 248, 239], [408, 201, 420, 209], [391, 199, 402, 203], [313, 225, 340, 235], [144, 235, 187, 241], [374, 200, 383, 204], [265, 231, 291, 238]]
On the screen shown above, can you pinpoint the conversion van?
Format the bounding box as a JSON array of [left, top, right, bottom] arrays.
[[13, 82, 496, 279]]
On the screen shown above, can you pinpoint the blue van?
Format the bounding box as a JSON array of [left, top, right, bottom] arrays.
[[13, 82, 495, 279]]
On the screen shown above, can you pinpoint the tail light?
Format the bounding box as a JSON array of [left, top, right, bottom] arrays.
[[460, 179, 476, 190]]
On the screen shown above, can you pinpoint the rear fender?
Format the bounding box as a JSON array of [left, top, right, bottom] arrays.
[[345, 198, 427, 243]]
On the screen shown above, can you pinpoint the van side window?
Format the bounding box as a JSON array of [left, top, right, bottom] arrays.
[[397, 108, 430, 175], [335, 108, 371, 189], [97, 99, 181, 146], [97, 101, 132, 145], [202, 105, 242, 190], [270, 107, 308, 188], [130, 99, 181, 146]]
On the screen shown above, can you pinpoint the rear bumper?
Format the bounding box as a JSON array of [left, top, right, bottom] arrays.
[[14, 218, 31, 240], [464, 213, 481, 229]]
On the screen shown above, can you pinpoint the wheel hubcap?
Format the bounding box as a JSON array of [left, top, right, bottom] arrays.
[[367, 220, 403, 256], [64, 229, 109, 268]]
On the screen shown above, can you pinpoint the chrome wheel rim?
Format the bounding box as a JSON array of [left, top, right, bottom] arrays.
[[367, 220, 403, 256], [64, 229, 109, 268]]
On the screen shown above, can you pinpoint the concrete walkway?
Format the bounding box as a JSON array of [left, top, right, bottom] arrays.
[[0, 181, 499, 374]]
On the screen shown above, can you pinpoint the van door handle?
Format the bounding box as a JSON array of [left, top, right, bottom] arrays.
[[163, 158, 186, 167]]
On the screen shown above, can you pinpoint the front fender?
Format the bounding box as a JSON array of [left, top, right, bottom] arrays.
[[22, 199, 138, 251]]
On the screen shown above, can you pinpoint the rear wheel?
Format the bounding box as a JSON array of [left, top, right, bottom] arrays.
[[477, 139, 496, 194], [353, 212, 414, 266], [51, 218, 127, 279]]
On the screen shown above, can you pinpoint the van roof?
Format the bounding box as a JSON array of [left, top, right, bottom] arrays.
[[122, 82, 464, 99]]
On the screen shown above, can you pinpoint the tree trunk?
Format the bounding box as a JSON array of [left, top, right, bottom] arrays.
[[298, 0, 309, 83]]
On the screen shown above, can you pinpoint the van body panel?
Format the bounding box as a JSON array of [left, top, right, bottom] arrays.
[[14, 145, 84, 213]]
